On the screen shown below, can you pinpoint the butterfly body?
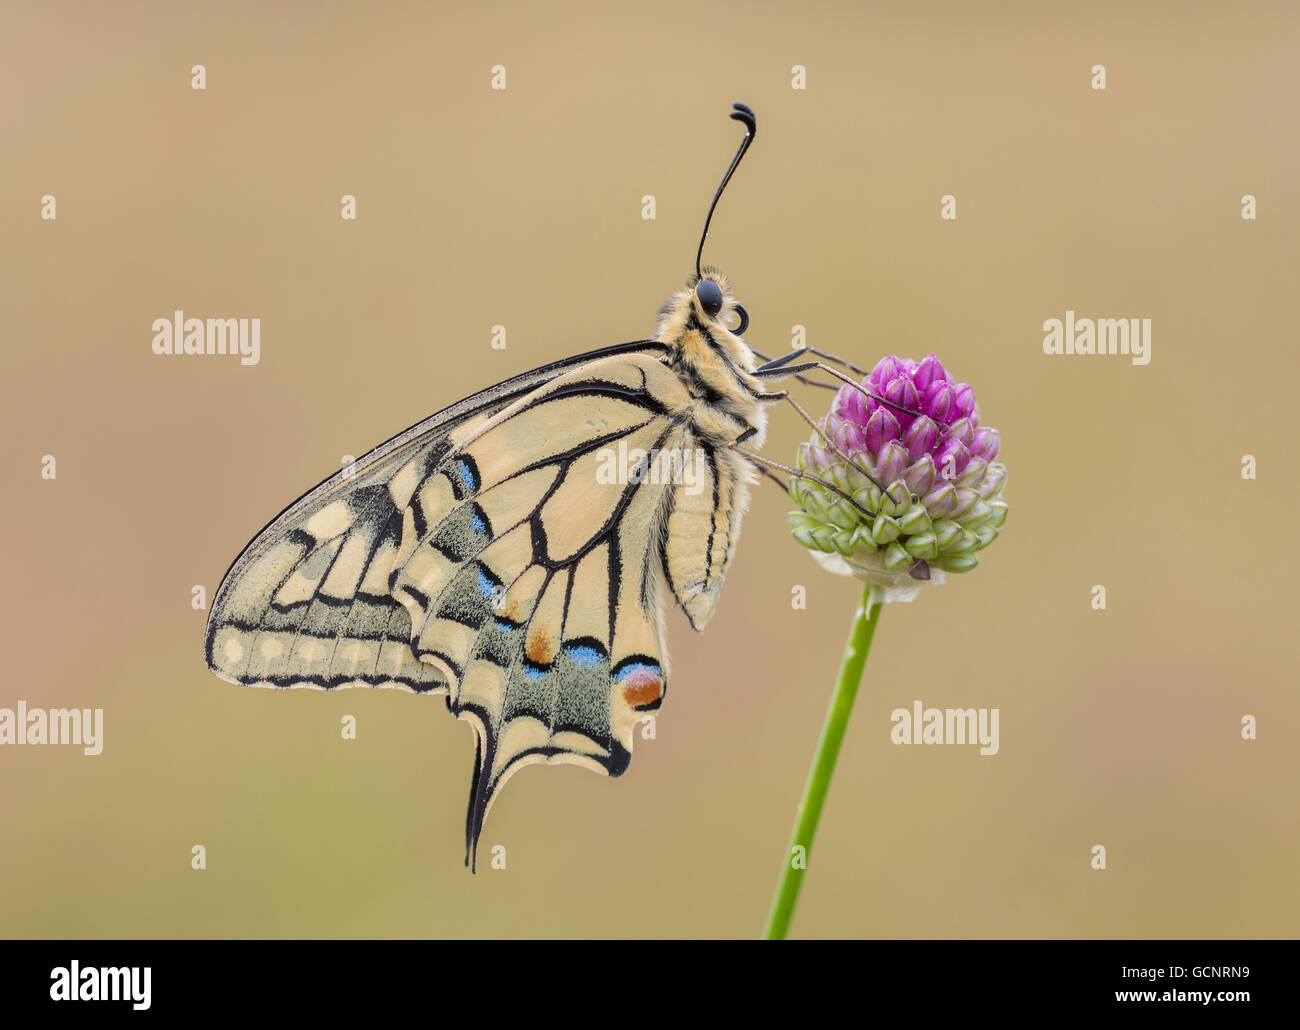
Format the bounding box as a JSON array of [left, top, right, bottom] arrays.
[[205, 262, 774, 861], [204, 103, 955, 866]]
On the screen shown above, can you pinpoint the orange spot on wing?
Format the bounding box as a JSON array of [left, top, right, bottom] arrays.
[[621, 674, 663, 708], [525, 631, 557, 665], [503, 599, 523, 622]]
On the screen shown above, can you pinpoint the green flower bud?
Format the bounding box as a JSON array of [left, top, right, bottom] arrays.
[[788, 354, 1008, 601]]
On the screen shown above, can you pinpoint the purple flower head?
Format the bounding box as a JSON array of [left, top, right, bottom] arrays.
[[829, 354, 993, 478], [788, 354, 1008, 600]]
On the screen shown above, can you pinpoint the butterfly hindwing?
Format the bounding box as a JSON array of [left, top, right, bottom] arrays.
[[380, 352, 692, 862], [661, 442, 754, 630]]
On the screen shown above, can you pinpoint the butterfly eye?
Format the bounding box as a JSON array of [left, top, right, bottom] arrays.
[[695, 279, 724, 317]]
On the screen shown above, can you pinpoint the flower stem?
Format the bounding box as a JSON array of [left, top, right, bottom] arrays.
[[763, 581, 882, 940]]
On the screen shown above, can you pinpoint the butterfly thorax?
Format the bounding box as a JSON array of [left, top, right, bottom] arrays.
[[655, 270, 768, 450]]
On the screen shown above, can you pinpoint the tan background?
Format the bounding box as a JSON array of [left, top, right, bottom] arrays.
[[2, 0, 1296, 938]]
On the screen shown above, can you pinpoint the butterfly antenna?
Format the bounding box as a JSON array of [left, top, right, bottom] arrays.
[[695, 102, 757, 279]]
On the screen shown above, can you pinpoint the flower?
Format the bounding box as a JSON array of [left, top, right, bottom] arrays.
[[787, 354, 1008, 602]]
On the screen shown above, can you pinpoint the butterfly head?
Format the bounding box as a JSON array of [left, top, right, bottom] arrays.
[[653, 103, 758, 366], [656, 267, 747, 342], [692, 268, 749, 336], [653, 268, 766, 399]]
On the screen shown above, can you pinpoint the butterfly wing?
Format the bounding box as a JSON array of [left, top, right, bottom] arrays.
[[204, 340, 667, 692], [661, 445, 754, 631], [205, 428, 452, 695], [387, 351, 709, 865], [205, 341, 703, 865]]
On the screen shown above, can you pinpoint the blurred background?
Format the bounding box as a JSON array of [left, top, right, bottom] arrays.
[[2, 0, 1297, 938]]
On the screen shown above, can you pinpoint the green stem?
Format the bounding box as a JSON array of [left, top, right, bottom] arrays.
[[763, 581, 882, 940]]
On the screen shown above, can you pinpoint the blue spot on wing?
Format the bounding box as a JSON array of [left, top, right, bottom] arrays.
[[476, 569, 496, 597], [522, 663, 548, 681], [566, 645, 603, 667], [471, 513, 486, 534], [456, 459, 478, 493], [614, 660, 662, 682]]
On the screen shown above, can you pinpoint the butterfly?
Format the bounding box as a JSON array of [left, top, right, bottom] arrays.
[[204, 103, 902, 868]]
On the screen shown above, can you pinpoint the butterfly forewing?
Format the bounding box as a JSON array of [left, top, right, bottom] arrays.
[[206, 431, 451, 693], [204, 340, 667, 690]]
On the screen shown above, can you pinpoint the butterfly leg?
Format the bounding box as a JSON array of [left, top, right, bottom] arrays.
[[757, 388, 901, 502], [753, 346, 866, 377], [746, 457, 790, 492], [774, 346, 869, 376], [733, 444, 879, 521], [749, 348, 838, 391], [753, 361, 925, 420]]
